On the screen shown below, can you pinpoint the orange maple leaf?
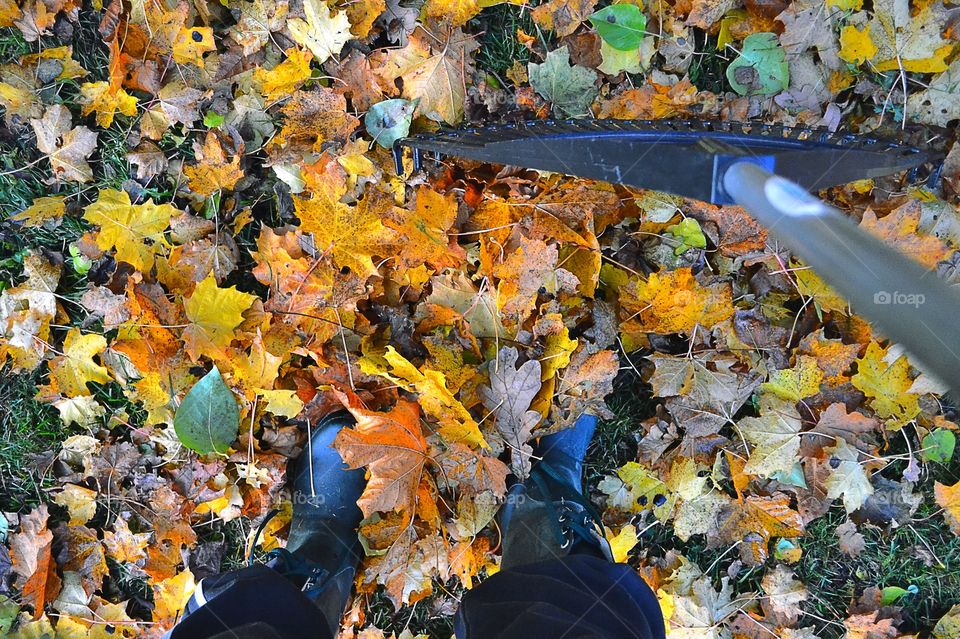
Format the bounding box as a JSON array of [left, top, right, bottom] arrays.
[[334, 394, 430, 517]]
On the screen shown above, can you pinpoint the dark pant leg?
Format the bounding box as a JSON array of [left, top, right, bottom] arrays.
[[454, 555, 666, 639], [168, 565, 334, 639]]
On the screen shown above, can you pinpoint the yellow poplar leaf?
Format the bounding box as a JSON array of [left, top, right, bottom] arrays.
[[79, 80, 137, 128], [184, 132, 244, 196], [182, 274, 257, 360], [54, 484, 98, 525], [256, 47, 313, 101], [934, 481, 960, 535], [838, 25, 877, 64], [605, 524, 639, 563], [362, 345, 487, 448], [83, 189, 175, 271], [172, 27, 216, 66], [541, 327, 578, 382], [260, 389, 304, 417], [232, 334, 282, 396], [251, 500, 292, 551], [12, 196, 65, 227], [48, 328, 110, 397], [761, 355, 823, 402], [288, 0, 352, 63], [292, 166, 394, 278], [851, 341, 920, 429], [620, 268, 734, 334], [152, 569, 196, 624], [598, 461, 673, 518]]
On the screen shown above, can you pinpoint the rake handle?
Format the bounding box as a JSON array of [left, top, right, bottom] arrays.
[[723, 162, 960, 393]]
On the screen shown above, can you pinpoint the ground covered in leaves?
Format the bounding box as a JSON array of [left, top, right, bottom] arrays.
[[2, 0, 960, 636]]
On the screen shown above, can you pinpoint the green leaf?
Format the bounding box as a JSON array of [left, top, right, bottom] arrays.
[[726, 32, 789, 96], [528, 47, 599, 118], [69, 245, 91, 275], [365, 98, 419, 148], [174, 366, 240, 455], [589, 5, 647, 51], [922, 428, 956, 463], [666, 218, 707, 255], [203, 111, 225, 127], [0, 596, 18, 636], [880, 585, 917, 605]]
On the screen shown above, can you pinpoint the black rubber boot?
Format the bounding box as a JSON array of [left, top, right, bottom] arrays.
[[499, 415, 612, 570], [275, 410, 366, 632]]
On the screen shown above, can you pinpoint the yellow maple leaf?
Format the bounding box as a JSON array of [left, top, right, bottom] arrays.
[[935, 481, 960, 535], [53, 484, 98, 525], [0, 0, 22, 27], [605, 524, 639, 563], [23, 45, 87, 80], [376, 28, 478, 125], [184, 131, 244, 196], [255, 47, 313, 102], [761, 355, 824, 402], [12, 195, 65, 227], [794, 262, 848, 314], [419, 0, 481, 28], [361, 345, 487, 448], [172, 27, 216, 66], [620, 268, 734, 335], [153, 569, 196, 625], [838, 25, 877, 65], [860, 202, 949, 269], [83, 189, 176, 270], [80, 80, 137, 128], [851, 341, 920, 429], [103, 517, 150, 563], [182, 274, 257, 360], [48, 328, 110, 397], [293, 164, 394, 278], [260, 389, 304, 417], [288, 0, 352, 63], [0, 252, 60, 370]]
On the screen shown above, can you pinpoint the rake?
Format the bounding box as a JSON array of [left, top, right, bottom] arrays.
[[396, 119, 960, 392]]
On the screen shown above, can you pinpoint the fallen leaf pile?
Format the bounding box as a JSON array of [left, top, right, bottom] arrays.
[[1, 0, 960, 635]]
